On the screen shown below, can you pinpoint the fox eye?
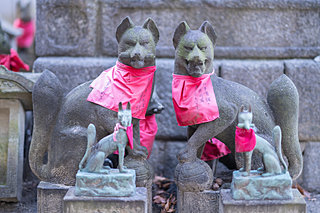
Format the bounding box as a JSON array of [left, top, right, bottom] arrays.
[[184, 46, 193, 51], [140, 41, 149, 46], [199, 46, 207, 51], [125, 41, 136, 46]]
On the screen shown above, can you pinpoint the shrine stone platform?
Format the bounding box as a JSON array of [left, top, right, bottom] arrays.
[[221, 189, 306, 213], [63, 187, 147, 213]]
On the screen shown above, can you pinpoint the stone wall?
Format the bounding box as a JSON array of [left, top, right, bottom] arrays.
[[34, 0, 320, 190]]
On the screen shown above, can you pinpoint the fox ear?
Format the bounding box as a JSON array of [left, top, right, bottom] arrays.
[[143, 18, 159, 44], [116, 16, 134, 43], [118, 102, 123, 111], [248, 104, 252, 112], [126, 102, 131, 110], [199, 21, 217, 47], [173, 21, 190, 49], [240, 105, 245, 112]]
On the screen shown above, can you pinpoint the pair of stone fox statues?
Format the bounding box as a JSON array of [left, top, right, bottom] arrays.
[[29, 17, 302, 191]]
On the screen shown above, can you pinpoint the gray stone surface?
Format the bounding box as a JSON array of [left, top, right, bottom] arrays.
[[63, 187, 147, 213], [301, 142, 320, 193], [285, 60, 320, 141], [100, 1, 320, 58], [148, 140, 186, 179], [33, 57, 117, 91], [0, 99, 24, 202], [75, 169, 136, 197], [221, 189, 306, 213], [221, 60, 284, 98], [35, 0, 320, 58], [36, 0, 98, 56], [231, 170, 293, 200], [37, 181, 71, 213], [177, 189, 220, 213]]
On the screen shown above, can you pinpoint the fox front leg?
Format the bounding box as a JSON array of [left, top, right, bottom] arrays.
[[118, 144, 127, 173], [127, 119, 148, 158], [178, 103, 237, 163]]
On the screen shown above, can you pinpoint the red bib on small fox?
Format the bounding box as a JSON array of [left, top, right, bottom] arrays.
[[172, 71, 219, 126], [87, 61, 155, 119], [235, 127, 256, 152]]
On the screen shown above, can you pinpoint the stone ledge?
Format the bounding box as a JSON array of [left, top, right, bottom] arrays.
[[64, 187, 147, 213], [101, 0, 320, 9], [221, 189, 306, 213]]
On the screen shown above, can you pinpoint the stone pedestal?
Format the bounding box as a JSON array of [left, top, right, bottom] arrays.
[[63, 187, 147, 213], [231, 170, 293, 200], [221, 189, 306, 213], [0, 99, 25, 202], [37, 181, 71, 213], [177, 189, 221, 213], [75, 169, 136, 197]]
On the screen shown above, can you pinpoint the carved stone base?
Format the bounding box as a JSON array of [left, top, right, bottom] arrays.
[[64, 187, 147, 213], [37, 181, 71, 213], [221, 189, 306, 213], [177, 189, 221, 213], [175, 159, 213, 192], [231, 170, 293, 200], [75, 169, 136, 197]]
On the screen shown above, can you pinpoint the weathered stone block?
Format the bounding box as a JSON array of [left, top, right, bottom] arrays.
[[221, 189, 306, 213], [75, 169, 136, 197], [37, 181, 71, 213], [148, 140, 186, 179], [284, 60, 320, 141], [0, 99, 24, 202], [33, 57, 117, 91], [177, 189, 220, 213], [36, 0, 98, 56], [301, 142, 320, 192], [231, 170, 293, 200], [63, 187, 147, 213], [100, 1, 320, 58], [220, 60, 284, 98]]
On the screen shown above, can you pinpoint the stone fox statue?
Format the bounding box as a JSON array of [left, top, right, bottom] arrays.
[[173, 21, 302, 191], [79, 102, 132, 173], [236, 105, 287, 177], [29, 17, 163, 186]]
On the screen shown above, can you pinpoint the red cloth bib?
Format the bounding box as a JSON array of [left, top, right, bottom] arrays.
[[0, 49, 29, 72], [172, 72, 219, 126], [87, 61, 156, 119], [14, 19, 35, 48], [201, 138, 231, 161], [140, 114, 158, 158], [235, 127, 256, 152]]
